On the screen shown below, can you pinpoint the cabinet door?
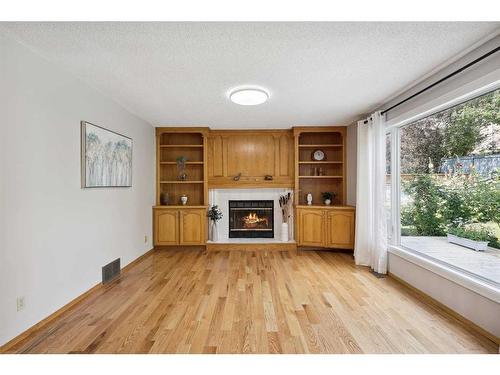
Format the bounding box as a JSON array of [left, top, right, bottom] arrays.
[[298, 209, 325, 247], [326, 211, 355, 249], [180, 209, 206, 245], [154, 210, 178, 245]]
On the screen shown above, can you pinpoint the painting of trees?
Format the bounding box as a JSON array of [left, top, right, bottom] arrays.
[[83, 122, 132, 187]]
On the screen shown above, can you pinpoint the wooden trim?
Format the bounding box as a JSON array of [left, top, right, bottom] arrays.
[[209, 129, 293, 136], [206, 242, 297, 252], [389, 272, 500, 346], [121, 248, 156, 273], [153, 205, 207, 209], [0, 248, 155, 353], [207, 182, 294, 189], [292, 125, 347, 136], [155, 126, 210, 135], [295, 205, 355, 210]]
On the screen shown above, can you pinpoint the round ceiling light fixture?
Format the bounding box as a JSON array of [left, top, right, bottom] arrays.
[[229, 87, 269, 106]]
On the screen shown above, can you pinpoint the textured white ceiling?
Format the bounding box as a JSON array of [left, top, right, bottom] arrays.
[[3, 22, 499, 128]]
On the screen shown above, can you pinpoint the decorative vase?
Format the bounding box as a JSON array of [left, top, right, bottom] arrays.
[[281, 222, 289, 242], [210, 221, 219, 242], [180, 195, 188, 205], [306, 193, 313, 205], [160, 192, 170, 205], [324, 199, 331, 205]]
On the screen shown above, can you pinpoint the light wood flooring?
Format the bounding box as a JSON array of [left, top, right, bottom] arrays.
[[4, 248, 497, 353]]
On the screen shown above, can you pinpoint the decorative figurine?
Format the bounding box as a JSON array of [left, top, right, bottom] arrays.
[[306, 193, 313, 205], [176, 156, 188, 181]]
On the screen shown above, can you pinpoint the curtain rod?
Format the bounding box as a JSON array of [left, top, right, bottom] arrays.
[[363, 45, 500, 124]]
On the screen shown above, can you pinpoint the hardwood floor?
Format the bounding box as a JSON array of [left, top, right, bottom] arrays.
[[4, 248, 497, 353]]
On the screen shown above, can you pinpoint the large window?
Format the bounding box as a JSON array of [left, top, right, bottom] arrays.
[[393, 88, 500, 286]]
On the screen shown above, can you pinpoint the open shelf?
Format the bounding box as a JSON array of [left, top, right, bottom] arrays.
[[299, 176, 343, 179], [298, 161, 343, 164], [156, 129, 208, 206], [294, 127, 346, 206], [298, 144, 343, 148]]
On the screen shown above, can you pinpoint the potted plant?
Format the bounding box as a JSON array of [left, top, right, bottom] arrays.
[[447, 225, 494, 252], [207, 205, 223, 242], [176, 156, 188, 181], [321, 192, 335, 205], [279, 192, 292, 242]]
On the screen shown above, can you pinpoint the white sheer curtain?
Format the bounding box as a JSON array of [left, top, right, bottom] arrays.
[[354, 111, 388, 274]]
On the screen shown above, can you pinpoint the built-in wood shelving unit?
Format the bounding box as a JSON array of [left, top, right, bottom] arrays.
[[293, 126, 346, 206], [155, 127, 209, 206]]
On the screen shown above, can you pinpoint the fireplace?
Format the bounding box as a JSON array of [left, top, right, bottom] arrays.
[[229, 200, 274, 238]]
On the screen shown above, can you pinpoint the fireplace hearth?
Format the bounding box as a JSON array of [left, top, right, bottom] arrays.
[[229, 200, 274, 238]]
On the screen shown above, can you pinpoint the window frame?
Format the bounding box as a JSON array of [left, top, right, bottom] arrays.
[[385, 79, 500, 301]]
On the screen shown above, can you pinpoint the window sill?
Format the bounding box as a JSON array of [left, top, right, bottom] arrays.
[[388, 245, 500, 304]]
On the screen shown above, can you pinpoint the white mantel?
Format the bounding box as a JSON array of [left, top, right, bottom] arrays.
[[208, 188, 294, 242]]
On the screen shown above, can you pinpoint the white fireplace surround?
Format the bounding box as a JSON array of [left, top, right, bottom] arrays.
[[208, 188, 295, 242]]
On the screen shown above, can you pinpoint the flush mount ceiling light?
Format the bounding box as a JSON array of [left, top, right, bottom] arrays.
[[229, 87, 269, 106]]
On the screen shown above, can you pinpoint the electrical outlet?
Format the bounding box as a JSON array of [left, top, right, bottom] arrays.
[[16, 296, 25, 312], [144, 235, 148, 243]]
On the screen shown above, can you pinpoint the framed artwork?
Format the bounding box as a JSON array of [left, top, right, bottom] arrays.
[[81, 121, 133, 188]]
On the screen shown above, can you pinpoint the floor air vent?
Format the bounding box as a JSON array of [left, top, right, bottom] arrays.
[[102, 258, 121, 284]]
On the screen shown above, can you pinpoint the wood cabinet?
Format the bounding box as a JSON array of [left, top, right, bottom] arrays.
[[179, 209, 206, 245], [207, 130, 294, 188], [296, 206, 355, 249], [326, 210, 355, 249], [154, 207, 206, 246], [154, 209, 179, 245], [297, 208, 325, 247]]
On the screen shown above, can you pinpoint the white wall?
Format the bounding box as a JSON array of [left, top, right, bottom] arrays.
[[0, 31, 155, 346], [389, 253, 500, 339]]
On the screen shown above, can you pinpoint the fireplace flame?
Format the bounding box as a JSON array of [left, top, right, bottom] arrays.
[[243, 212, 268, 228]]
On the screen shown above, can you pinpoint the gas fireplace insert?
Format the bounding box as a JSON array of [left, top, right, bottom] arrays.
[[228, 200, 274, 238]]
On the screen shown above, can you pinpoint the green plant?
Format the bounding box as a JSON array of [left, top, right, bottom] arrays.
[[321, 192, 334, 201], [440, 177, 474, 226], [448, 226, 495, 244], [176, 156, 188, 164], [403, 174, 446, 236], [207, 205, 223, 222], [400, 204, 416, 226], [469, 173, 500, 229]]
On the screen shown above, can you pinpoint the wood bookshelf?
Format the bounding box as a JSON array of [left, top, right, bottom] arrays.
[[293, 126, 347, 206], [155, 127, 209, 206]]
